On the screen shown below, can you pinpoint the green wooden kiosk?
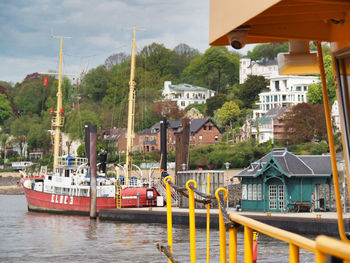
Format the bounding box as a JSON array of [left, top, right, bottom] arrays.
[[236, 149, 332, 212]]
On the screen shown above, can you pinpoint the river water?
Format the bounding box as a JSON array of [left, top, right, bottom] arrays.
[[0, 195, 314, 262]]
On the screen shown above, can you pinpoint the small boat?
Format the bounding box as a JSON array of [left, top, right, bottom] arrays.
[[21, 31, 161, 215], [20, 157, 159, 214], [21, 157, 116, 214]]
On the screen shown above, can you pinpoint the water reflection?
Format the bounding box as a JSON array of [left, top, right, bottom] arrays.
[[0, 195, 315, 262]]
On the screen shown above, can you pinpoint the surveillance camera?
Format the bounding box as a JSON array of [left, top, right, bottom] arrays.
[[227, 27, 249, 49]]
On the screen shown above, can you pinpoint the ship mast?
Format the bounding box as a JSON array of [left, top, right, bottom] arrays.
[[40, 35, 77, 169], [125, 25, 137, 187]]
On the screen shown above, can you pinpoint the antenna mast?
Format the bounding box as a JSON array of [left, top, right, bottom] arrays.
[[124, 25, 144, 186], [39, 35, 77, 169]]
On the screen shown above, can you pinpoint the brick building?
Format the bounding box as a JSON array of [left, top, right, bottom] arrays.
[[139, 118, 222, 153], [104, 118, 222, 153]]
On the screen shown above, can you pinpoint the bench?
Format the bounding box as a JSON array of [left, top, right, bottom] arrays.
[[293, 202, 310, 212]]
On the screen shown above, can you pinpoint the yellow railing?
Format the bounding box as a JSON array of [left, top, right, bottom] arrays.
[[162, 176, 350, 263]]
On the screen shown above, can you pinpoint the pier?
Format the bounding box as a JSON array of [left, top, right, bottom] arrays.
[[99, 207, 350, 236]]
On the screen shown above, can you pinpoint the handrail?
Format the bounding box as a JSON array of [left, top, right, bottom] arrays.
[[316, 235, 350, 261], [228, 212, 316, 253], [159, 179, 350, 263], [318, 42, 350, 243]]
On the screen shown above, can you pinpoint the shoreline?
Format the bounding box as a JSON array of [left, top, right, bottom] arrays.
[[0, 174, 23, 195]]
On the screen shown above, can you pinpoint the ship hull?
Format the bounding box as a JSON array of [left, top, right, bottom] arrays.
[[23, 186, 115, 215]]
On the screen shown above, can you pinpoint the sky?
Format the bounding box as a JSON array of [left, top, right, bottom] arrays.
[[0, 0, 253, 85]]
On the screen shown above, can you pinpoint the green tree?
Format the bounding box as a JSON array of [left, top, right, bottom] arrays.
[[206, 94, 227, 116], [307, 83, 323, 104], [247, 42, 289, 60], [181, 46, 240, 93], [0, 134, 9, 160], [238, 75, 269, 108], [10, 116, 35, 156], [216, 101, 241, 126], [81, 65, 109, 103], [0, 94, 14, 125], [170, 44, 200, 78], [137, 43, 174, 77], [64, 106, 101, 140], [306, 53, 335, 105], [26, 124, 51, 154]]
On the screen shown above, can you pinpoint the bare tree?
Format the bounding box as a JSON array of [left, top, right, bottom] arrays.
[[104, 52, 129, 69]]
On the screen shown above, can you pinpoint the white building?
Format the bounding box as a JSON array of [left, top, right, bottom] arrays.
[[240, 56, 279, 84], [251, 107, 287, 144], [332, 100, 341, 132], [162, 81, 215, 110], [253, 75, 320, 118]]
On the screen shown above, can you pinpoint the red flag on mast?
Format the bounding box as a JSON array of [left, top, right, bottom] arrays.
[[43, 77, 48, 86]]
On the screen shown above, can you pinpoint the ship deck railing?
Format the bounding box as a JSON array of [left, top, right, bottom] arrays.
[[57, 157, 88, 167], [159, 175, 350, 263]]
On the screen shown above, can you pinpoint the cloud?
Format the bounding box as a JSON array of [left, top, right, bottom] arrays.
[[0, 0, 222, 84]]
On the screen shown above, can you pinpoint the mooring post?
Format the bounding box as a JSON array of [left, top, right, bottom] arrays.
[[89, 124, 97, 219], [160, 117, 167, 172]]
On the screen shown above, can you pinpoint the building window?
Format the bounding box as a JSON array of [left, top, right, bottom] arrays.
[[252, 184, 257, 200], [275, 81, 280, 91], [269, 185, 277, 209], [248, 184, 253, 200], [209, 126, 212, 130], [296, 86, 301, 91], [215, 135, 218, 141], [274, 95, 278, 102], [199, 135, 203, 141], [242, 184, 247, 200], [151, 146, 155, 151], [258, 184, 262, 200], [204, 126, 207, 130], [278, 185, 284, 210], [181, 101, 185, 106]]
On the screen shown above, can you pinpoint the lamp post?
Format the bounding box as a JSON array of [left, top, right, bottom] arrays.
[[4, 142, 6, 168]]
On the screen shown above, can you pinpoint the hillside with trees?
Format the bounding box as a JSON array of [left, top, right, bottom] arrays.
[[0, 41, 337, 169]]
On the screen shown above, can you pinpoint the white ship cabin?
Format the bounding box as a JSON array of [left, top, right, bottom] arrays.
[[36, 157, 115, 197]]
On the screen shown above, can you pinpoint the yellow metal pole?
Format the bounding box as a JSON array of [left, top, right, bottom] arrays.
[[316, 235, 350, 262], [164, 176, 174, 263], [53, 36, 63, 169], [317, 42, 350, 243], [315, 251, 327, 263], [229, 228, 237, 263], [39, 36, 74, 169], [125, 25, 137, 187], [289, 243, 299, 263], [206, 173, 210, 263], [186, 180, 197, 263], [244, 226, 253, 263], [215, 188, 228, 263]]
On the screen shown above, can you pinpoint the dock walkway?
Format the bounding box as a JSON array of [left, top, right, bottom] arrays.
[[99, 207, 350, 235]]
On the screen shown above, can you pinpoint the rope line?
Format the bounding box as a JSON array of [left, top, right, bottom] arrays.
[[156, 243, 181, 263], [218, 193, 240, 229], [167, 180, 212, 204]]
